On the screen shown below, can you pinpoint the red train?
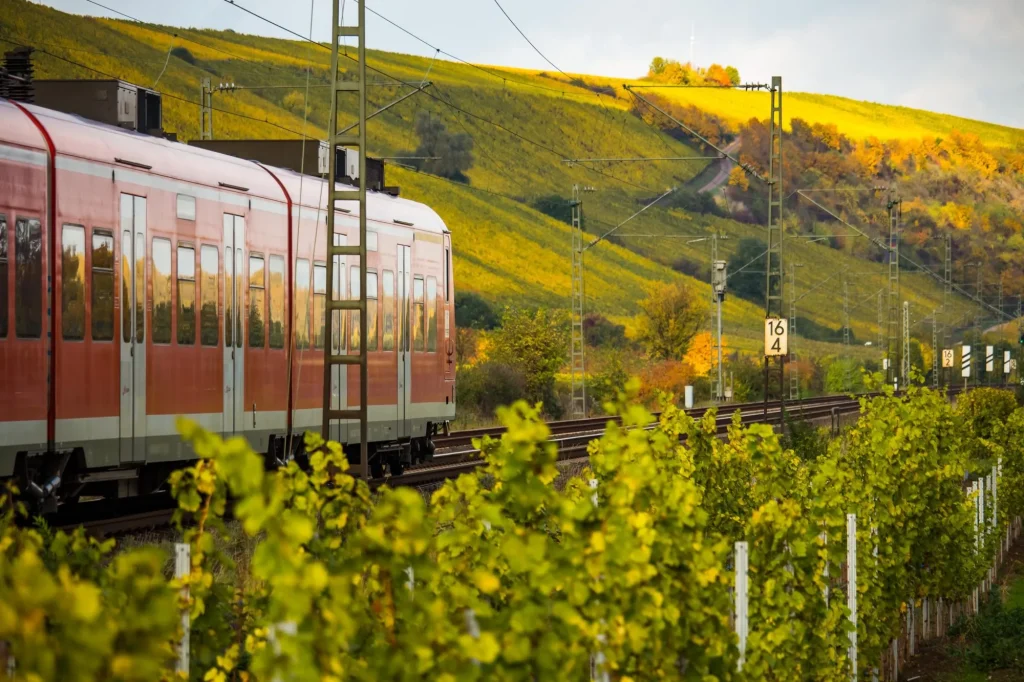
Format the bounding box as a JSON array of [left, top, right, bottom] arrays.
[[0, 98, 456, 508]]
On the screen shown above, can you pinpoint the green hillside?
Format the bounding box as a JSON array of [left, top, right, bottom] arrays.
[[0, 0, 1008, 359]]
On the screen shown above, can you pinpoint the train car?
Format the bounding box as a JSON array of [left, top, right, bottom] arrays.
[[0, 98, 456, 509]]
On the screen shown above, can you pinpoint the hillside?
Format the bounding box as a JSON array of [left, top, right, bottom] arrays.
[[1, 0, 1013, 360]]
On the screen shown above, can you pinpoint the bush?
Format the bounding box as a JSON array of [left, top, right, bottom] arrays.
[[170, 46, 196, 64], [489, 307, 568, 416], [530, 195, 573, 225], [781, 417, 831, 462], [948, 592, 1024, 673], [583, 313, 626, 348], [665, 188, 724, 216], [957, 388, 1017, 464], [456, 360, 527, 416], [454, 291, 498, 330]]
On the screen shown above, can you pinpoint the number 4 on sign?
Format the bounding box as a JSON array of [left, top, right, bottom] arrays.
[[764, 317, 788, 357]]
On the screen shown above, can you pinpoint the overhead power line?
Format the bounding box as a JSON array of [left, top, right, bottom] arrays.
[[490, 0, 569, 80]]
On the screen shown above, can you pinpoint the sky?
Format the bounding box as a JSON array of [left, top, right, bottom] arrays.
[[36, 0, 1024, 129]]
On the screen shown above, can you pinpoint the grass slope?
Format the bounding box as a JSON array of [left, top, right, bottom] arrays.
[[0, 0, 1001, 353]]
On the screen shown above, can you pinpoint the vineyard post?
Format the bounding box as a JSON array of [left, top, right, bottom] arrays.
[[588, 478, 610, 682], [909, 594, 915, 656], [174, 542, 190, 676], [734, 541, 749, 672], [846, 514, 857, 681]]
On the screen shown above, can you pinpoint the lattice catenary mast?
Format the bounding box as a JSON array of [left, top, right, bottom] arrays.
[[323, 0, 369, 478], [885, 191, 901, 387], [569, 184, 587, 418], [765, 76, 785, 413]]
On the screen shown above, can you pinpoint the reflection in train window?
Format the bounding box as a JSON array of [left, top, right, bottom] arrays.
[[426, 276, 437, 352], [200, 245, 218, 346], [349, 267, 362, 352], [313, 262, 326, 350], [152, 238, 172, 344], [177, 245, 196, 345], [268, 255, 284, 349], [91, 230, 114, 341], [295, 259, 310, 350], [382, 270, 395, 351], [15, 217, 42, 338], [412, 276, 424, 352], [367, 270, 378, 351], [122, 230, 131, 343], [249, 254, 265, 348], [61, 224, 86, 340]]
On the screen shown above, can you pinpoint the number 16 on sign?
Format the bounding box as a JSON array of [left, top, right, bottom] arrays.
[[765, 317, 788, 357]]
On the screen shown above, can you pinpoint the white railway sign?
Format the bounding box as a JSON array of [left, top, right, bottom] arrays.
[[942, 349, 954, 368], [764, 318, 788, 357], [961, 344, 972, 378]]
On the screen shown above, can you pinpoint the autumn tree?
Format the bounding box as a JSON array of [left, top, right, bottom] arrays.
[[634, 280, 707, 361], [705, 64, 731, 87], [725, 65, 741, 86], [489, 307, 568, 413], [408, 111, 475, 182]]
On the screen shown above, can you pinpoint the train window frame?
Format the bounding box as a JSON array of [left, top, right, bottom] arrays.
[[90, 229, 114, 341], [151, 237, 172, 344], [177, 244, 196, 345], [381, 269, 395, 351], [176, 194, 196, 221], [122, 229, 132, 343], [248, 253, 266, 348], [294, 258, 311, 350], [412, 276, 424, 352], [445, 247, 450, 303], [15, 216, 42, 339], [426, 275, 437, 353], [268, 254, 285, 349], [199, 244, 219, 347], [0, 214, 7, 338], [61, 224, 87, 341], [367, 230, 378, 252]]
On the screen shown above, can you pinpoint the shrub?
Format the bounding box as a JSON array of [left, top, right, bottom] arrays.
[[948, 592, 1024, 673], [582, 313, 626, 348], [454, 291, 498, 330], [170, 46, 196, 64], [529, 194, 573, 225], [456, 360, 527, 416]]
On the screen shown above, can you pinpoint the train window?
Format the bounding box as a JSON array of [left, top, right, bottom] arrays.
[[176, 194, 196, 221], [61, 225, 86, 340], [426, 276, 437, 352], [177, 245, 196, 345], [152, 238, 172, 344], [224, 247, 233, 347], [294, 259, 310, 350], [381, 270, 395, 351], [412, 276, 424, 352], [313, 263, 326, 350], [122, 230, 131, 343], [445, 247, 450, 303], [367, 270, 378, 351], [349, 267, 361, 352], [15, 217, 42, 338], [91, 230, 114, 341], [268, 255, 284, 349], [367, 231, 378, 252], [249, 254, 266, 348], [200, 246, 219, 346], [331, 248, 345, 355], [136, 231, 145, 343], [0, 215, 7, 338], [234, 248, 243, 349]]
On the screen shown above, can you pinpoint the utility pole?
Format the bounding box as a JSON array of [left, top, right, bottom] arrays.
[[877, 290, 884, 350], [886, 190, 901, 388], [569, 184, 588, 418], [843, 276, 851, 391], [200, 77, 213, 140], [902, 301, 911, 387], [789, 262, 802, 400], [323, 0, 368, 478], [765, 76, 785, 416], [712, 248, 727, 401], [932, 310, 939, 389]]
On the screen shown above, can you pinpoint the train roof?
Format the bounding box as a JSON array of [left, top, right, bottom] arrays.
[[0, 98, 449, 235]]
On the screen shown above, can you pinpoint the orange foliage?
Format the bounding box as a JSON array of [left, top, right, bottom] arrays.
[[939, 202, 975, 231], [705, 64, 732, 87], [728, 165, 749, 190], [638, 360, 697, 404], [811, 122, 842, 151], [682, 330, 717, 375], [852, 137, 886, 176]]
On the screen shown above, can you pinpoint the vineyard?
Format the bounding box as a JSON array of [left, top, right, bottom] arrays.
[[2, 383, 1023, 681]]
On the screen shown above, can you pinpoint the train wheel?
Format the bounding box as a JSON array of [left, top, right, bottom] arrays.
[[388, 452, 404, 477]]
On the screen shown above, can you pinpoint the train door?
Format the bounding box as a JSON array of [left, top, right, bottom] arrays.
[[397, 244, 411, 438], [223, 214, 245, 437], [119, 194, 147, 464]]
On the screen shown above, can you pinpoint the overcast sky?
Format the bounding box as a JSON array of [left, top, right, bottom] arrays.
[[37, 0, 1024, 128]]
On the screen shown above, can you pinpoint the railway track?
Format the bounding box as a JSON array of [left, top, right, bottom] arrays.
[[53, 388, 964, 536]]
